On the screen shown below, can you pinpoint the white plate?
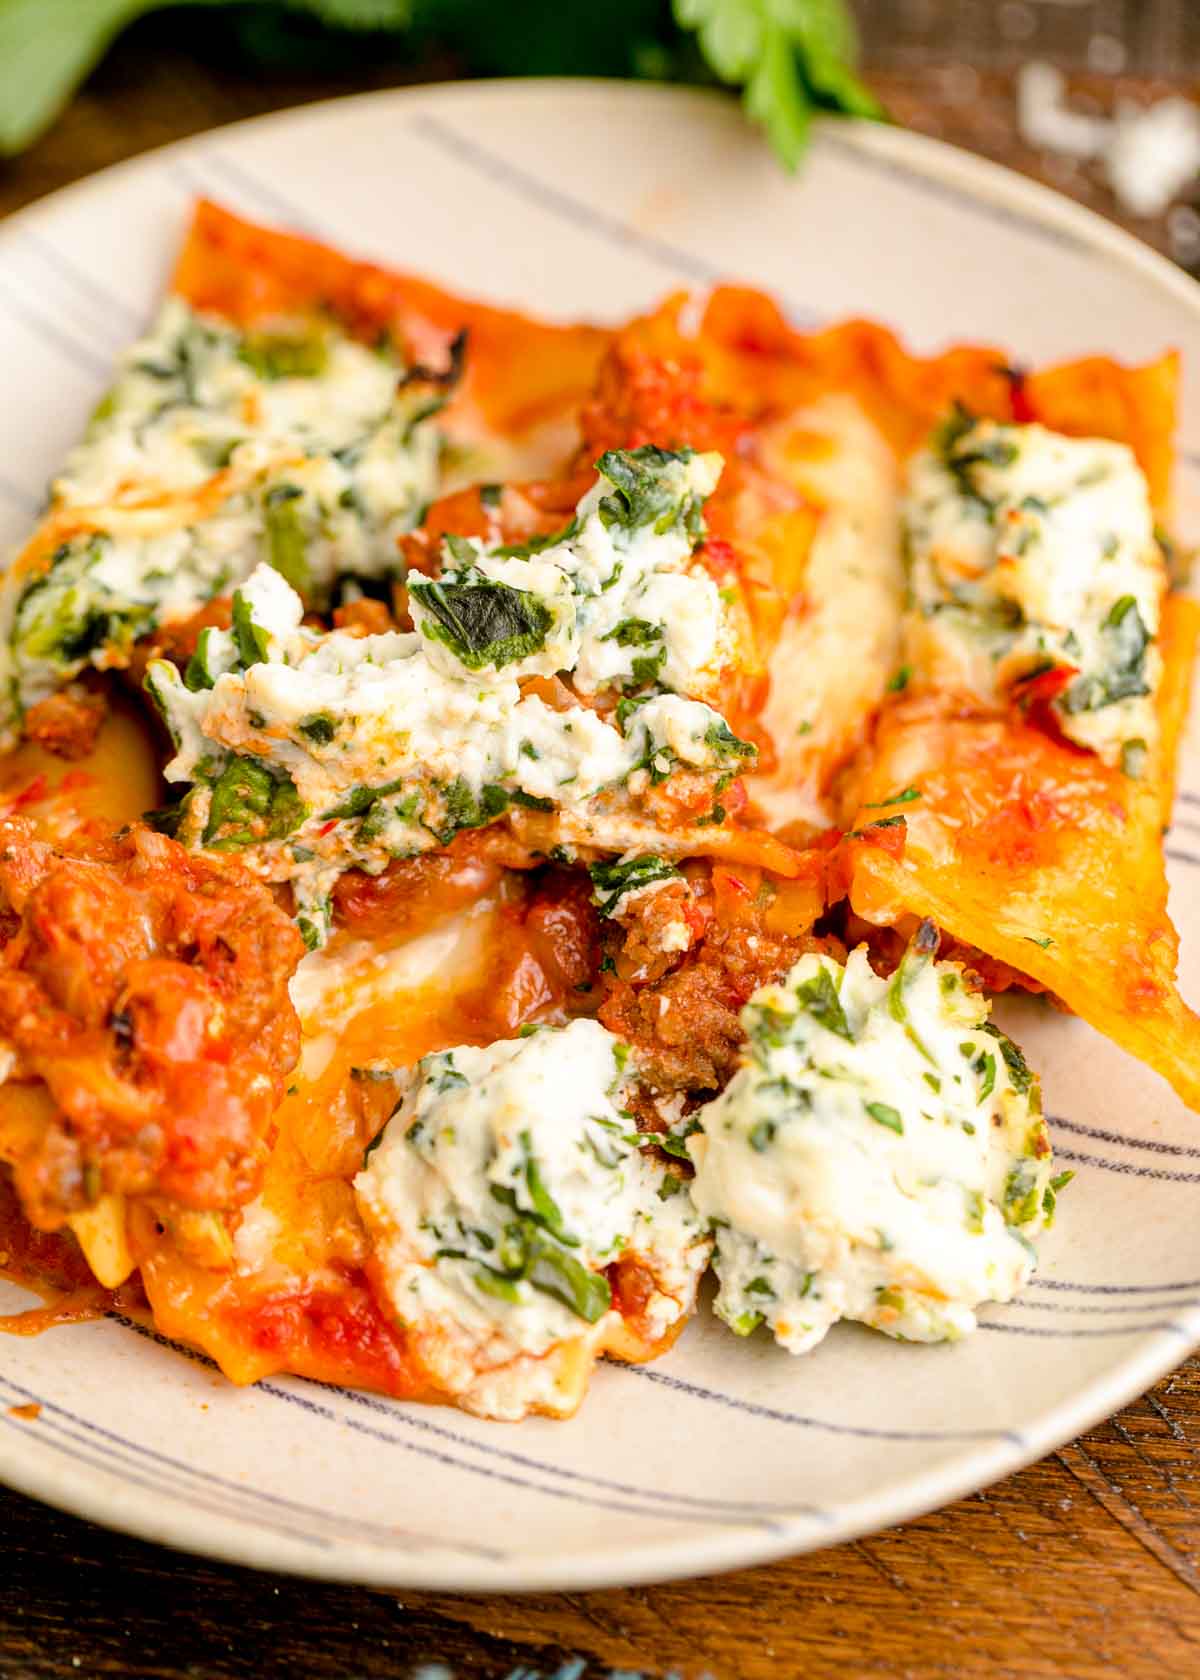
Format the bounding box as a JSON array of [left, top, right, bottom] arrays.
[[1, 79, 1200, 1594]]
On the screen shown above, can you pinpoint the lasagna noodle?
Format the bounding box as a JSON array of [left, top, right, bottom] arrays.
[[842, 594, 1200, 1111]]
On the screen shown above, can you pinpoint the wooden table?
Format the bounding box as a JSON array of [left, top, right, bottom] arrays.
[[4, 18, 1200, 1680]]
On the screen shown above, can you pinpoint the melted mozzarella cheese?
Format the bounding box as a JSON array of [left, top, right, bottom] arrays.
[[749, 394, 905, 825], [355, 1018, 710, 1420], [904, 416, 1166, 766], [688, 937, 1058, 1352]]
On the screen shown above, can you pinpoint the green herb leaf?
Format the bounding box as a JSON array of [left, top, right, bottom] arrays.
[[231, 589, 271, 668], [0, 0, 880, 178], [848, 813, 907, 838], [202, 756, 306, 849], [410, 568, 552, 671], [865, 1101, 903, 1134], [794, 965, 853, 1041], [263, 483, 312, 596], [864, 786, 921, 808], [674, 0, 882, 171], [588, 854, 683, 917]]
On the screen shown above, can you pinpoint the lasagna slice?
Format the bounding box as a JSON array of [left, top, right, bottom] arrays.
[[838, 377, 1200, 1109], [0, 202, 1172, 1420]]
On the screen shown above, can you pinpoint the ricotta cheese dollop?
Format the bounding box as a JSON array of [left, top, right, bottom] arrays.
[[688, 929, 1062, 1351], [408, 444, 732, 702], [354, 1018, 711, 1420], [903, 412, 1166, 768]]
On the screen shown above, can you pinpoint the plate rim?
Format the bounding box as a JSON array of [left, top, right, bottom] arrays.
[[2, 75, 1200, 1594]]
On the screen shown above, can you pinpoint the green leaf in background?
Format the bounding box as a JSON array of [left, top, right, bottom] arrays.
[[674, 0, 882, 167], [0, 0, 151, 156], [0, 0, 413, 156], [0, 0, 881, 168]]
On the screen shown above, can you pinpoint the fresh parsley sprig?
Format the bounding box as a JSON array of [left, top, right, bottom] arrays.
[[674, 0, 883, 166]]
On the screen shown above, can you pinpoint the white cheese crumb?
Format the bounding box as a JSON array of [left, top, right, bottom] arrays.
[[1017, 62, 1200, 218], [1106, 97, 1200, 219]]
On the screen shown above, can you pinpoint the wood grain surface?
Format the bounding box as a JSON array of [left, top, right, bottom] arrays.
[[3, 13, 1200, 1680]]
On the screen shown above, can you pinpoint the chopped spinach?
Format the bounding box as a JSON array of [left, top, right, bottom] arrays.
[[298, 713, 337, 746], [230, 589, 271, 668], [410, 567, 553, 671], [595, 446, 708, 539], [588, 854, 683, 918], [13, 535, 153, 673], [520, 1130, 577, 1246], [865, 1101, 904, 1134], [202, 756, 306, 850], [703, 718, 756, 761], [603, 617, 663, 648], [263, 483, 312, 597], [428, 777, 524, 845], [980, 1023, 1034, 1095], [183, 626, 220, 692], [320, 777, 407, 821], [468, 1216, 611, 1325], [794, 966, 853, 1041], [237, 330, 329, 381], [492, 516, 579, 560], [1062, 595, 1152, 713], [1002, 1160, 1041, 1226]]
